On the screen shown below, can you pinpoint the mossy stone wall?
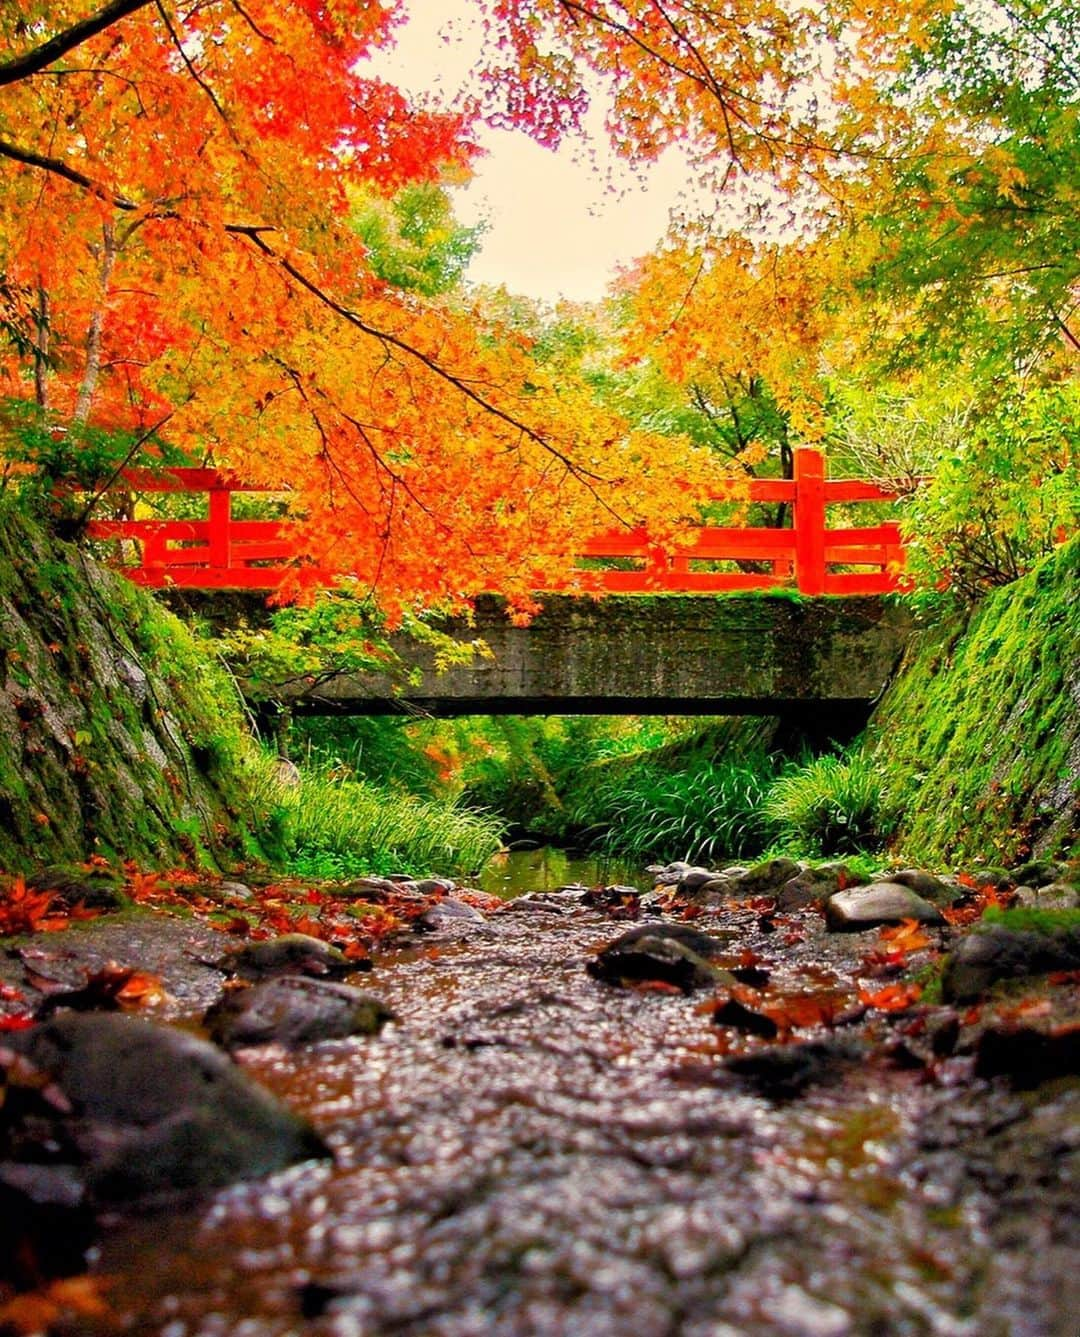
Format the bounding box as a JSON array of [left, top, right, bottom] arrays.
[[870, 537, 1079, 865], [0, 502, 278, 872]]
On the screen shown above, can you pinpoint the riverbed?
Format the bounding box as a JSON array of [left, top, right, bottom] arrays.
[[61, 882, 1078, 1337]]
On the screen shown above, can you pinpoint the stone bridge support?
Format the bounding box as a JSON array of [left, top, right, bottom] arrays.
[[255, 595, 911, 725]]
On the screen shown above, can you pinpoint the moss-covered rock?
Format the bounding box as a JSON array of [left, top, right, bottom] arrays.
[[868, 537, 1080, 865], [0, 500, 283, 872]]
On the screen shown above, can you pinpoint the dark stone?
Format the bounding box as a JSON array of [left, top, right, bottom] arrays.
[[942, 926, 1080, 1003], [1015, 883, 1079, 910], [216, 933, 354, 980], [712, 996, 779, 1039], [677, 868, 724, 893], [736, 857, 803, 897], [886, 868, 960, 905], [776, 864, 851, 911], [721, 1039, 864, 1101], [602, 921, 728, 959], [0, 1168, 96, 1288], [974, 1024, 1080, 1087], [825, 883, 946, 931], [204, 976, 395, 1050], [1, 1013, 330, 1205], [1010, 860, 1065, 890], [26, 869, 125, 911], [416, 899, 486, 930], [587, 922, 732, 993], [685, 876, 742, 905], [414, 877, 457, 895]]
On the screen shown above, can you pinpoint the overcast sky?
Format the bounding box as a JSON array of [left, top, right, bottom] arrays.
[[363, 2, 692, 305]]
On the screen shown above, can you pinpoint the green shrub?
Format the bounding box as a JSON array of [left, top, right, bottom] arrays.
[[268, 762, 504, 878], [567, 752, 777, 865], [763, 751, 889, 857]]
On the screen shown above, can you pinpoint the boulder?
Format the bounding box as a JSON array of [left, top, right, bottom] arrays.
[[205, 976, 395, 1050], [720, 1039, 865, 1101], [776, 864, 852, 911], [942, 924, 1080, 1003], [416, 898, 486, 930], [736, 857, 803, 898], [885, 868, 959, 905], [1010, 860, 1066, 890], [0, 1013, 329, 1205], [825, 883, 945, 931], [215, 933, 355, 980], [1014, 883, 1079, 911], [587, 922, 734, 993]]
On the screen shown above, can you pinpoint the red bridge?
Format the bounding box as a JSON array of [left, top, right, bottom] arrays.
[[87, 446, 908, 598]]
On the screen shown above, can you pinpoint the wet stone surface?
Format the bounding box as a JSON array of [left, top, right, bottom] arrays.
[[32, 894, 1074, 1337]]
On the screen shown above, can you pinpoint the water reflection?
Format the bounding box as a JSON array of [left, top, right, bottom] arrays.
[[478, 846, 653, 898]]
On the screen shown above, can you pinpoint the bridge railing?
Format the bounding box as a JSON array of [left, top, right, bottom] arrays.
[[581, 448, 906, 596], [85, 448, 908, 595]]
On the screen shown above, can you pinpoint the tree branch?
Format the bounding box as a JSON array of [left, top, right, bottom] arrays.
[[0, 0, 155, 88]]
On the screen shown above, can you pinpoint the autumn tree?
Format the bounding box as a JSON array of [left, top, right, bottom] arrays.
[[0, 1, 730, 616]]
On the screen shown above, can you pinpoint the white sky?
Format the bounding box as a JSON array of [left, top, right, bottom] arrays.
[[364, 2, 694, 304]]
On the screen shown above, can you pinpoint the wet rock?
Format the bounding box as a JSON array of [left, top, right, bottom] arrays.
[[0, 1013, 330, 1205], [973, 866, 1013, 891], [736, 857, 803, 897], [0, 1166, 96, 1288], [648, 861, 694, 887], [974, 1023, 1080, 1087], [332, 876, 402, 899], [776, 864, 851, 911], [684, 875, 742, 905], [1015, 883, 1079, 911], [215, 934, 356, 980], [587, 922, 733, 993], [720, 1039, 865, 1101], [677, 868, 725, 893], [711, 995, 779, 1039], [414, 877, 457, 895], [26, 869, 125, 911], [825, 883, 946, 931], [886, 868, 959, 905], [416, 898, 486, 931], [1010, 860, 1066, 890], [204, 976, 395, 1050], [942, 925, 1080, 1003]]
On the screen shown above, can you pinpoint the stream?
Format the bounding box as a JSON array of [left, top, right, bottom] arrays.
[[57, 866, 1076, 1337]]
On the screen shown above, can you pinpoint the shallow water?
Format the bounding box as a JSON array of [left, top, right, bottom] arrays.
[[78, 893, 1079, 1337], [477, 846, 652, 898]]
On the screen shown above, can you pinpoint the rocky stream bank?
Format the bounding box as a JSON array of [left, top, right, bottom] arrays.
[[1, 854, 1078, 1336]]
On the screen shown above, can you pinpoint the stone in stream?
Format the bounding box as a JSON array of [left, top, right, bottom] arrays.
[[1010, 860, 1067, 890], [885, 868, 961, 905], [720, 1038, 866, 1101], [0, 1013, 330, 1207], [205, 976, 396, 1051], [736, 857, 804, 898], [215, 933, 359, 980], [974, 1023, 1080, 1087], [416, 897, 486, 931], [1014, 883, 1079, 911], [941, 924, 1080, 1003], [587, 922, 734, 993], [825, 883, 946, 931], [775, 863, 853, 911]]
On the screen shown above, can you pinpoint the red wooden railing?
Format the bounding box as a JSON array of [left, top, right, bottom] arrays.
[[86, 448, 908, 596]]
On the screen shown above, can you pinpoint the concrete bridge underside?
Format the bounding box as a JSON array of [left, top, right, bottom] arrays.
[[227, 594, 912, 723]]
